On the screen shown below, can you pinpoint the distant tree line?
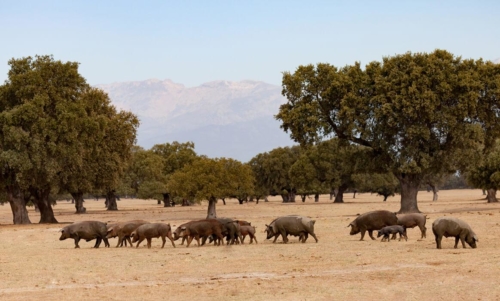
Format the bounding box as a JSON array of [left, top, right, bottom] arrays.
[[1, 50, 499, 224]]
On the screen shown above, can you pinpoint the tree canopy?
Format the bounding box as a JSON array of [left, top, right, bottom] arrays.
[[0, 55, 138, 223], [277, 50, 500, 213], [167, 157, 254, 218]]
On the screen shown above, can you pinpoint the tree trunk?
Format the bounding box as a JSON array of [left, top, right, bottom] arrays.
[[288, 190, 296, 202], [428, 183, 439, 201], [71, 192, 86, 214], [329, 189, 336, 200], [264, 196, 269, 202], [31, 187, 58, 223], [207, 196, 217, 219], [333, 185, 348, 203], [162, 193, 171, 207], [157, 200, 162, 205], [281, 194, 288, 203], [6, 185, 31, 224], [314, 193, 319, 202], [486, 188, 498, 203], [383, 195, 389, 202], [353, 190, 357, 199], [301, 195, 307, 202], [106, 190, 118, 211], [397, 174, 421, 213], [221, 198, 226, 205]]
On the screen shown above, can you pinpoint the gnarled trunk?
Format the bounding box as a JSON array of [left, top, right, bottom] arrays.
[[71, 192, 86, 214], [31, 187, 58, 223], [333, 185, 348, 203], [106, 190, 118, 211], [397, 174, 421, 213], [314, 193, 319, 202], [486, 188, 498, 203], [162, 193, 171, 207], [301, 195, 307, 202], [207, 196, 217, 219], [353, 190, 357, 199], [383, 195, 389, 202], [237, 197, 246, 205], [7, 185, 31, 224], [288, 189, 296, 202]]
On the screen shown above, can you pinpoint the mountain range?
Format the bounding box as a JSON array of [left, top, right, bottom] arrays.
[[96, 79, 296, 162]]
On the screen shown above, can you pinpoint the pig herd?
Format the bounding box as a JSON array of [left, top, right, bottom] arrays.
[[58, 211, 478, 250], [348, 210, 478, 249]]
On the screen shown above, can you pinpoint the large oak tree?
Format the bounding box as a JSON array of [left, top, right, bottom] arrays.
[[277, 50, 500, 213], [0, 55, 138, 223]]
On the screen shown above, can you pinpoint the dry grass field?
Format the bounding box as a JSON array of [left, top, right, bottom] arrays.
[[1, 189, 500, 301]]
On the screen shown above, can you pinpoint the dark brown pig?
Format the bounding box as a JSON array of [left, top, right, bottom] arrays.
[[265, 215, 318, 244], [395, 213, 427, 239], [130, 223, 176, 248], [173, 220, 203, 245], [432, 217, 478, 249], [59, 221, 110, 248], [377, 225, 407, 242], [240, 225, 258, 244], [218, 218, 242, 245], [177, 219, 224, 247], [348, 210, 398, 241], [237, 220, 251, 226], [106, 220, 149, 247]]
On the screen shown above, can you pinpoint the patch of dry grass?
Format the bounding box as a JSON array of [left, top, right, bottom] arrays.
[[1, 189, 499, 301]]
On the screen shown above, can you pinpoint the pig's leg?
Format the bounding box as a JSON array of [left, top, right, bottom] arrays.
[[368, 230, 376, 240], [161, 236, 166, 248], [74, 237, 81, 248]]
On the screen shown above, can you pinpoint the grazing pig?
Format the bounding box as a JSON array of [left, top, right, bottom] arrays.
[[265, 215, 318, 244], [240, 225, 258, 244], [348, 210, 398, 241], [395, 213, 427, 239], [218, 218, 242, 245], [130, 223, 176, 248], [432, 217, 478, 249], [106, 220, 149, 247], [177, 219, 224, 247], [59, 221, 110, 248], [377, 225, 407, 242], [237, 220, 251, 226], [173, 220, 203, 245]]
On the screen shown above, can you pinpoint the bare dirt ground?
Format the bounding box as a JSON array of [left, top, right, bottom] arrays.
[[1, 189, 500, 301]]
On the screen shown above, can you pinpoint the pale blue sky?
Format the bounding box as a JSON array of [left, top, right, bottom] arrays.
[[1, 0, 499, 87]]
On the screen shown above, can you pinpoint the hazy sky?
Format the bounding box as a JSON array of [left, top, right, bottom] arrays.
[[1, 1, 499, 87]]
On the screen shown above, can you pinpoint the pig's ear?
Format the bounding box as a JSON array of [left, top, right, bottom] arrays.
[[107, 227, 114, 233], [473, 235, 478, 242], [265, 224, 268, 227]]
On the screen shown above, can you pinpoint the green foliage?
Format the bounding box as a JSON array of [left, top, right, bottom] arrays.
[[167, 157, 254, 203], [353, 173, 400, 200], [248, 146, 301, 196], [277, 50, 500, 209], [467, 140, 500, 190], [118, 146, 167, 200], [0, 55, 138, 218], [151, 141, 198, 175]]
